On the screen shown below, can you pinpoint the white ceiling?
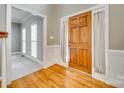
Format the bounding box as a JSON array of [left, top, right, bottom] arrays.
[[12, 7, 32, 23]]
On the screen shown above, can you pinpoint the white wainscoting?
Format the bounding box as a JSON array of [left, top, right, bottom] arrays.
[[106, 50, 124, 87], [43, 45, 67, 68]]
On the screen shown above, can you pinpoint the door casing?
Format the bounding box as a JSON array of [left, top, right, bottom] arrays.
[[60, 5, 109, 76], [6, 4, 48, 85]]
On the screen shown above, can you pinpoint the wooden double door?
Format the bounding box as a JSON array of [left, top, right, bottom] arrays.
[[68, 11, 92, 74]]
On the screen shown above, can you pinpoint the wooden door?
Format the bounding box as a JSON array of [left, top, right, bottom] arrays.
[[69, 11, 92, 74]]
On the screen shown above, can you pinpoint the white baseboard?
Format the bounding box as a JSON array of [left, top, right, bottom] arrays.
[[57, 61, 68, 67], [0, 76, 12, 85], [43, 60, 67, 68], [106, 78, 124, 88], [43, 62, 58, 68], [92, 72, 124, 87], [24, 54, 42, 65], [43, 62, 67, 69], [92, 72, 107, 82]]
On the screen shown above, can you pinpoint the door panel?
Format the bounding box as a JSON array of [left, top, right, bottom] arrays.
[[70, 48, 78, 64], [69, 11, 92, 74], [70, 27, 78, 44], [79, 49, 88, 66], [79, 27, 88, 43]]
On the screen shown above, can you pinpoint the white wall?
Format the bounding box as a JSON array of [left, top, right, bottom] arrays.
[[11, 23, 22, 52]]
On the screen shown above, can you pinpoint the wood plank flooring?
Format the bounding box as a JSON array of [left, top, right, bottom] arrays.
[[8, 64, 114, 88], [0, 81, 1, 88]]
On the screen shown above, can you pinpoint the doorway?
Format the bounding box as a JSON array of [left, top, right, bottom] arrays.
[[6, 5, 47, 86], [68, 11, 92, 74], [11, 7, 44, 80], [60, 5, 109, 76]]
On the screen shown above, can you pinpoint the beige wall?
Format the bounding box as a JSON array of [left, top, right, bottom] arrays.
[[17, 4, 60, 45], [3, 4, 124, 48], [56, 4, 97, 45], [57, 4, 124, 50], [0, 5, 6, 31], [0, 4, 124, 84], [57, 4, 96, 17], [18, 4, 96, 45], [109, 5, 124, 50]]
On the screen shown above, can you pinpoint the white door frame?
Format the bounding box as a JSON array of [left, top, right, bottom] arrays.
[[6, 4, 47, 85], [60, 4, 109, 80]]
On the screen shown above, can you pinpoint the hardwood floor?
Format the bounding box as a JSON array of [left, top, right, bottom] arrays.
[[8, 64, 113, 88], [0, 80, 1, 88]]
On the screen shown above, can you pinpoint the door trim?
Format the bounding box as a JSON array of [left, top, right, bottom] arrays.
[[60, 4, 109, 77]]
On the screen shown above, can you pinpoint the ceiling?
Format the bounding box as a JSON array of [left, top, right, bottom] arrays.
[[12, 7, 32, 23]]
